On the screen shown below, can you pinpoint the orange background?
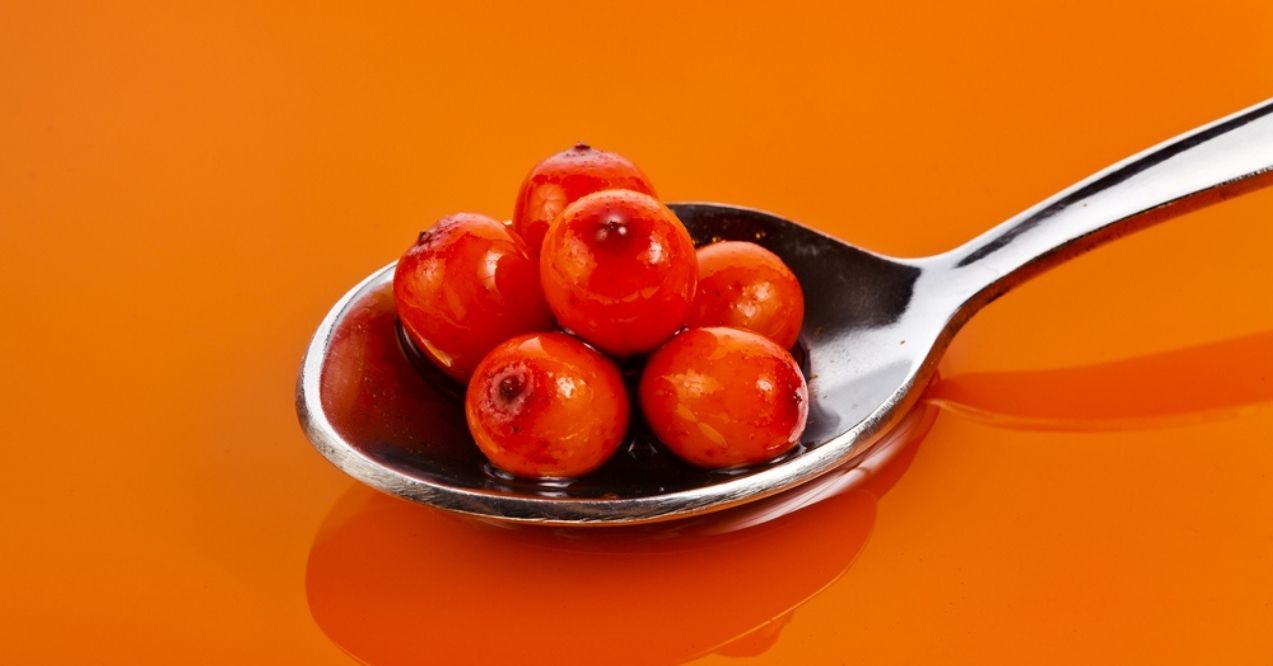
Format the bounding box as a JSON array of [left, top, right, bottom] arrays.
[[3, 1, 1272, 664]]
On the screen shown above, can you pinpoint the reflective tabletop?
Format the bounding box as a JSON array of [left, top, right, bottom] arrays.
[[3, 2, 1271, 664]]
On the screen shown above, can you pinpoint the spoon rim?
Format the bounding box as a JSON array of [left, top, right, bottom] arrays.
[[295, 202, 924, 525]]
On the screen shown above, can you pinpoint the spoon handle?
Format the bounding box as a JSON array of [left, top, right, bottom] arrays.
[[941, 97, 1273, 308]]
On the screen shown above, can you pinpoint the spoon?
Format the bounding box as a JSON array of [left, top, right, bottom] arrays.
[[297, 97, 1273, 525]]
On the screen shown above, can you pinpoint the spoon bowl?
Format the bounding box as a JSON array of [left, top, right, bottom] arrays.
[[298, 97, 1273, 525]]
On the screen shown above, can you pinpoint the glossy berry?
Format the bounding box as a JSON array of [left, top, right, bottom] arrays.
[[466, 332, 630, 478], [640, 327, 808, 469], [539, 190, 697, 357], [512, 143, 656, 253], [394, 213, 554, 382], [690, 241, 805, 349]]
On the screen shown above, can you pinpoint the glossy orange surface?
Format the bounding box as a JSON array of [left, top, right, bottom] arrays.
[[3, 2, 1271, 664]]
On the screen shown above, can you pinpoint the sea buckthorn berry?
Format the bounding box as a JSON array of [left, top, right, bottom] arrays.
[[466, 332, 630, 478], [690, 241, 805, 349], [512, 143, 656, 253], [539, 190, 697, 357], [639, 327, 808, 469], [393, 213, 554, 382]]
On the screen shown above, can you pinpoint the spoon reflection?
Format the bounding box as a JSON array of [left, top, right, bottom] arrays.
[[305, 406, 930, 666], [307, 490, 872, 666], [929, 330, 1273, 431]]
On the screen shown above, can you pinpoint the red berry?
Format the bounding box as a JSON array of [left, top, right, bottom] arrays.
[[539, 190, 697, 357], [393, 213, 554, 382], [466, 332, 630, 478], [639, 327, 808, 469], [690, 241, 805, 349], [512, 144, 656, 254]]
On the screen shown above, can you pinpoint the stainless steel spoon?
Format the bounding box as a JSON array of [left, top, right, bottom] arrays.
[[297, 98, 1273, 525]]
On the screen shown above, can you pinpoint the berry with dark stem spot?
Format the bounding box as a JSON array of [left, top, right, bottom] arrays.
[[466, 332, 630, 478], [512, 145, 655, 253], [540, 190, 697, 357]]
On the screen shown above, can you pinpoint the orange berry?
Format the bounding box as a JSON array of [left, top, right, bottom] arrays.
[[639, 327, 808, 469], [539, 190, 697, 357], [512, 144, 655, 254], [393, 213, 553, 382], [466, 333, 630, 478], [690, 241, 805, 349]]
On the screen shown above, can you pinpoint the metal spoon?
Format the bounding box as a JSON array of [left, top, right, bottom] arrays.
[[297, 98, 1273, 525]]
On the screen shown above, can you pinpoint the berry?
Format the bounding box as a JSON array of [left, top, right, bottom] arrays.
[[393, 213, 553, 382], [512, 144, 656, 253], [539, 190, 697, 357], [466, 332, 630, 478], [639, 327, 808, 469], [690, 241, 805, 349]]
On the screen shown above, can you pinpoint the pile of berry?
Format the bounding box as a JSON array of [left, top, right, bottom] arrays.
[[393, 145, 808, 479]]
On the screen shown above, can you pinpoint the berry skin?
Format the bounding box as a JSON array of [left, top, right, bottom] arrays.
[[689, 241, 805, 349], [512, 144, 656, 253], [639, 327, 808, 469], [393, 213, 554, 382], [539, 190, 697, 357], [466, 332, 630, 478]]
